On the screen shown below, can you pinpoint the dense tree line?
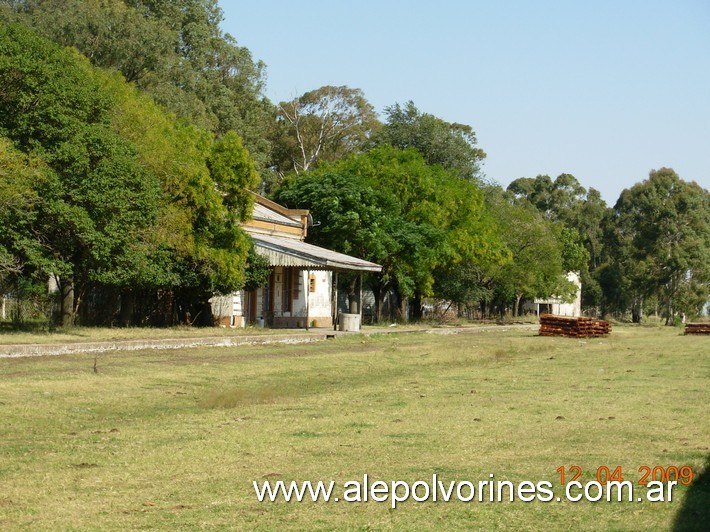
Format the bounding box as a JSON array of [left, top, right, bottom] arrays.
[[0, 21, 261, 326], [1, 1, 708, 327], [2, 0, 273, 171]]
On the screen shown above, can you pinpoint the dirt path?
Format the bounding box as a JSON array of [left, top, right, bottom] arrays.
[[0, 324, 538, 358]]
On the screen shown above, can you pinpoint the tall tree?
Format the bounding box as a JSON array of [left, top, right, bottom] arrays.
[[0, 22, 259, 325], [275, 145, 506, 321], [2, 0, 275, 172], [271, 86, 380, 180], [373, 101, 486, 182], [0, 23, 166, 325], [507, 173, 608, 310], [484, 189, 575, 317], [605, 168, 710, 323], [100, 57, 259, 324], [7, 0, 174, 83]]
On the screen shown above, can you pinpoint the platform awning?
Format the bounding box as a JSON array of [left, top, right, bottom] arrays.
[[250, 233, 382, 272]]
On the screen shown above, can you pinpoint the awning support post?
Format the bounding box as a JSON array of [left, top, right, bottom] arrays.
[[359, 272, 363, 325], [305, 269, 310, 331], [332, 270, 339, 331]]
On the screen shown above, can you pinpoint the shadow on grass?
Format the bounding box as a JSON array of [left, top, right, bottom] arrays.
[[0, 320, 55, 334], [673, 453, 710, 531]]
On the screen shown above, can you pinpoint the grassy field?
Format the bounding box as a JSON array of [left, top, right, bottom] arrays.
[[0, 326, 708, 530]]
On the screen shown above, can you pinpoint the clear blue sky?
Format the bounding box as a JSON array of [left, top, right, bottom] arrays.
[[220, 0, 710, 205]]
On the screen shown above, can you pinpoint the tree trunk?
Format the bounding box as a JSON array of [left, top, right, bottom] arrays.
[[631, 296, 643, 323], [372, 283, 382, 323], [409, 293, 423, 322], [399, 296, 408, 322], [513, 294, 522, 317], [346, 275, 358, 314], [61, 276, 75, 327], [120, 290, 135, 327]]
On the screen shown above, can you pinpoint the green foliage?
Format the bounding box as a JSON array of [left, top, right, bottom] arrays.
[[507, 174, 608, 265], [243, 244, 271, 292], [0, 22, 260, 325], [433, 262, 492, 310], [483, 188, 575, 315], [275, 145, 506, 318], [5, 0, 274, 173], [507, 174, 608, 312], [271, 85, 380, 180], [276, 170, 395, 263], [0, 137, 43, 284], [11, 0, 174, 84], [604, 168, 710, 322], [208, 130, 259, 221], [0, 23, 161, 291], [373, 101, 486, 182], [508, 173, 585, 220], [92, 51, 257, 296], [556, 225, 590, 273]]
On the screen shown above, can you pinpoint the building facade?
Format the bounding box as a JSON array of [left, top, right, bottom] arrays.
[[523, 271, 583, 317], [210, 193, 381, 328]]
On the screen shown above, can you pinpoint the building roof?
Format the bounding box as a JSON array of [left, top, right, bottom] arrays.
[[250, 233, 382, 273], [251, 202, 302, 228]]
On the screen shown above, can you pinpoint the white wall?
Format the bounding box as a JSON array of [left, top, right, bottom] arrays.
[[526, 271, 582, 317], [295, 270, 331, 320], [209, 292, 244, 327], [210, 268, 333, 327]]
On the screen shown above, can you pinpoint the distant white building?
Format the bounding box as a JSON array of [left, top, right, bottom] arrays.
[[524, 271, 582, 317], [210, 193, 381, 329]]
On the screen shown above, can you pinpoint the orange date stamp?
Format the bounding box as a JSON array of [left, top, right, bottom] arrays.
[[557, 465, 694, 486]]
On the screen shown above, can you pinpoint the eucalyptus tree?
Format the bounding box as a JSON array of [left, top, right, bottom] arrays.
[[373, 101, 486, 182], [507, 173, 608, 310], [605, 168, 709, 323], [483, 189, 575, 317], [271, 86, 380, 183], [2, 0, 274, 172]]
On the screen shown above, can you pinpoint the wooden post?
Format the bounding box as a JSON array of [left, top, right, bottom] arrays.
[[305, 269, 310, 331], [61, 276, 74, 327], [359, 272, 363, 324], [332, 270, 339, 331]]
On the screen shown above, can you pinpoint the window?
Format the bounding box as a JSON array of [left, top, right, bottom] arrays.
[[309, 273, 316, 293]]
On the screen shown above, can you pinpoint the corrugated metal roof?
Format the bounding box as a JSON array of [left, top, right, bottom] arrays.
[[251, 234, 382, 272], [251, 202, 302, 227]]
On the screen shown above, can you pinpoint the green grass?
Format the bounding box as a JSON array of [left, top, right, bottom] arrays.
[[0, 326, 708, 530]]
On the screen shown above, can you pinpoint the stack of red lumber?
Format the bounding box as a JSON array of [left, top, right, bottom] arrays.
[[539, 315, 611, 338], [684, 323, 710, 335]]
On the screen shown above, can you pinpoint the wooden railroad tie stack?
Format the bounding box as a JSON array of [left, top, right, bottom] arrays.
[[539, 315, 612, 338], [684, 323, 710, 335]]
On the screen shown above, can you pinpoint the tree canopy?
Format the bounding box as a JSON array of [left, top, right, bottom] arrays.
[[481, 188, 579, 316], [604, 168, 710, 323], [0, 22, 258, 325], [507, 173, 607, 309], [275, 145, 506, 320], [374, 101, 486, 182], [2, 0, 274, 172], [271, 85, 380, 180]]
